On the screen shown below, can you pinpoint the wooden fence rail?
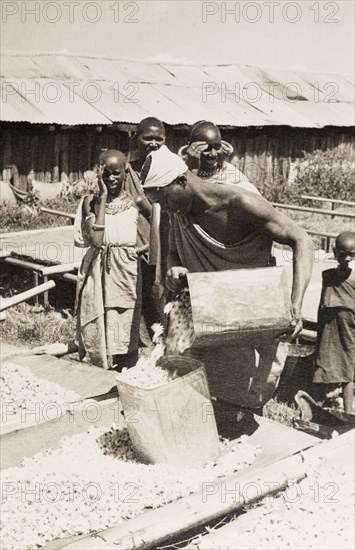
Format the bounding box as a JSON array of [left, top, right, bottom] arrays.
[[0, 280, 56, 312], [301, 195, 355, 207], [300, 196, 355, 219], [40, 207, 75, 222], [271, 202, 355, 219]]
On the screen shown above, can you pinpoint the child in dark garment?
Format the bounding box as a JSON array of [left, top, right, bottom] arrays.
[[313, 231, 355, 413]]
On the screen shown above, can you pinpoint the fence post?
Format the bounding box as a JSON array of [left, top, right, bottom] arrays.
[[331, 201, 336, 220], [33, 272, 39, 306], [326, 236, 331, 253], [43, 275, 49, 308]]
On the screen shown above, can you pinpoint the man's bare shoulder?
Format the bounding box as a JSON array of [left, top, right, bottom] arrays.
[[229, 186, 268, 208], [227, 188, 282, 227], [187, 171, 272, 217]]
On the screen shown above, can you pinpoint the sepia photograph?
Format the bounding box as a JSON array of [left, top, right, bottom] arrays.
[[0, 1, 354, 548]]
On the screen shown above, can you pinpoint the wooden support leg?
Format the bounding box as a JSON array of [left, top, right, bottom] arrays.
[[43, 275, 49, 308], [33, 271, 39, 306], [326, 236, 331, 253], [330, 201, 335, 220]]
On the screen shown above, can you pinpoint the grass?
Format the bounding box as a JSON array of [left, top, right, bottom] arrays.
[[0, 301, 76, 347], [0, 265, 77, 348]]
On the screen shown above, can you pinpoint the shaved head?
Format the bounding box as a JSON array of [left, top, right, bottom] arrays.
[[334, 231, 355, 270], [99, 149, 126, 171], [137, 117, 165, 136], [188, 121, 221, 144], [98, 150, 127, 194], [335, 231, 355, 250]]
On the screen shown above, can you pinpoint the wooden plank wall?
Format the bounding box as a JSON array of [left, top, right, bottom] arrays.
[[170, 126, 355, 188], [0, 123, 354, 191], [0, 124, 131, 190]]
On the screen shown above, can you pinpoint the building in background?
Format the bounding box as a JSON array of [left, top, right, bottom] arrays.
[[1, 52, 354, 192]]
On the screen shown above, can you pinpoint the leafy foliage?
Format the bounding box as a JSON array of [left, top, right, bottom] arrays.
[[294, 148, 354, 203], [260, 174, 298, 204], [0, 196, 78, 233], [261, 148, 355, 204]]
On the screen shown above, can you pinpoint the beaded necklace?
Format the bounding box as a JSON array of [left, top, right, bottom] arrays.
[[198, 166, 220, 178], [105, 190, 133, 215]]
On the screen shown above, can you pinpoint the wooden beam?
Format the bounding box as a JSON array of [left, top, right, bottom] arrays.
[[40, 264, 76, 276], [0, 280, 56, 312], [59, 273, 78, 283], [33, 271, 39, 306], [40, 207, 76, 220], [301, 195, 355, 207], [43, 275, 49, 307], [2, 257, 78, 276], [305, 230, 337, 238], [3, 257, 48, 272], [272, 203, 355, 219]]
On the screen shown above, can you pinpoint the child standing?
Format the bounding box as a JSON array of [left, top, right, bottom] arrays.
[[313, 231, 355, 413], [74, 150, 149, 371]]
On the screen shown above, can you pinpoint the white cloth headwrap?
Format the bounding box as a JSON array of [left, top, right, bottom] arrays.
[[142, 145, 188, 189]]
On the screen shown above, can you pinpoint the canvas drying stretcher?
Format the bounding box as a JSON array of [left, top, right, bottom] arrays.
[[186, 266, 292, 348]]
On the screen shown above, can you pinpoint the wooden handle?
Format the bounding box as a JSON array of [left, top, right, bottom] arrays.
[[0, 280, 56, 312]]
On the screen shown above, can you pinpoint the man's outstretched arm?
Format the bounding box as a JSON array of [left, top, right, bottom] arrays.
[[235, 193, 314, 337]]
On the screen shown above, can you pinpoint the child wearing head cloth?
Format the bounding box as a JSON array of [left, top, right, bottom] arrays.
[[313, 231, 355, 413]]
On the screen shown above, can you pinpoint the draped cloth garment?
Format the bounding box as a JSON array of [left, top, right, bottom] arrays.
[[126, 163, 166, 333], [171, 213, 272, 272], [75, 195, 140, 369], [170, 213, 289, 408], [124, 164, 150, 251], [313, 268, 355, 384]]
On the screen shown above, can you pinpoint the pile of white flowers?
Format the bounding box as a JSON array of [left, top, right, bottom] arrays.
[[118, 363, 172, 389], [0, 427, 261, 549], [189, 449, 355, 549], [118, 324, 173, 389], [0, 363, 80, 425]]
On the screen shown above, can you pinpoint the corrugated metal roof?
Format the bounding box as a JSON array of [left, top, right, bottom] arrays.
[[1, 53, 354, 128]]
